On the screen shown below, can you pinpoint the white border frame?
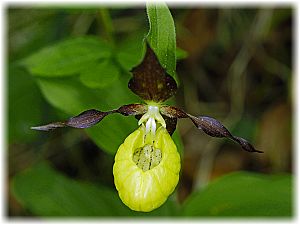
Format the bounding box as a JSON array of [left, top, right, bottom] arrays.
[[1, 0, 298, 224]]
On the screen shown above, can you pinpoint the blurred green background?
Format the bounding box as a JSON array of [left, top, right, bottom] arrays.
[[7, 5, 293, 217]]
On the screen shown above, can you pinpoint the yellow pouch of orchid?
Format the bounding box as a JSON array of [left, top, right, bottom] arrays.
[[113, 125, 180, 212]]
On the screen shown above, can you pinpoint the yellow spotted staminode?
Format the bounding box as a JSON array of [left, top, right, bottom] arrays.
[[31, 43, 262, 212], [113, 105, 180, 212]]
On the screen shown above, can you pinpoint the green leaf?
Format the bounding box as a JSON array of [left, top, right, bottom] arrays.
[[11, 162, 179, 216], [36, 75, 140, 155], [11, 162, 134, 216], [22, 36, 111, 77], [146, 2, 176, 77], [80, 59, 120, 89], [37, 77, 92, 114], [182, 172, 292, 217], [8, 65, 44, 143]]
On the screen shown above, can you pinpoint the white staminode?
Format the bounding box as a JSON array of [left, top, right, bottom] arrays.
[[138, 105, 166, 136]]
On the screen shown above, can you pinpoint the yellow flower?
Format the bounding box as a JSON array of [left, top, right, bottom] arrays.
[[113, 125, 180, 212]]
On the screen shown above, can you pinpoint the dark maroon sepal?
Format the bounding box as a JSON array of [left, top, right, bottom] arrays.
[[162, 115, 177, 136], [159, 105, 262, 153], [67, 109, 110, 128], [30, 122, 66, 131], [31, 109, 110, 131], [188, 115, 263, 153], [188, 115, 233, 138], [128, 43, 177, 102], [31, 104, 147, 131], [117, 104, 147, 116], [160, 105, 188, 119], [231, 136, 263, 153]]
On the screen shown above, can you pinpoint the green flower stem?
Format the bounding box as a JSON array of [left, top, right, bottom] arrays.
[[98, 8, 115, 45]]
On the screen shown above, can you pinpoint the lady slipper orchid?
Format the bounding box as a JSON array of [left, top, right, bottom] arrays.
[[31, 42, 262, 212]]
